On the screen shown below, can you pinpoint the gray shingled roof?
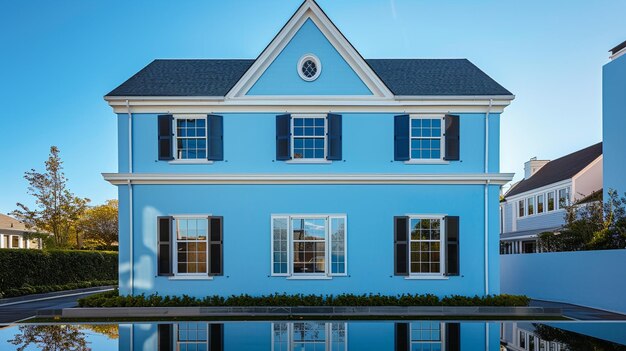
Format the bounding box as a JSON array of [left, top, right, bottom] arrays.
[[505, 142, 603, 198], [106, 59, 512, 97]]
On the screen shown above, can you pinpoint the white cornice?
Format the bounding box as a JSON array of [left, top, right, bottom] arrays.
[[102, 172, 514, 185], [504, 178, 572, 202]]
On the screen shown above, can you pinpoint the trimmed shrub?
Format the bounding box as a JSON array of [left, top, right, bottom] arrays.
[[78, 291, 530, 308], [0, 249, 117, 296]]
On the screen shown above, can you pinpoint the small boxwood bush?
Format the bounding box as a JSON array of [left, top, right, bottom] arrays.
[[78, 291, 530, 308], [2, 280, 117, 298], [0, 249, 117, 296]]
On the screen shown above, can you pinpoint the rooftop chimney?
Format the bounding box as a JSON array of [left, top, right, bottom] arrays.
[[524, 157, 549, 179]]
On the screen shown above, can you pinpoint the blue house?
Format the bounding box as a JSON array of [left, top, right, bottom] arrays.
[[103, 0, 514, 297], [603, 41, 626, 195]]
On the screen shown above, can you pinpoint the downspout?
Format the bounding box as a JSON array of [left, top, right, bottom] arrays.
[[126, 99, 134, 296], [484, 98, 493, 295]]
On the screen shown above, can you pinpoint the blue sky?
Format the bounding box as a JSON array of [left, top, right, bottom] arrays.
[[0, 0, 624, 214]]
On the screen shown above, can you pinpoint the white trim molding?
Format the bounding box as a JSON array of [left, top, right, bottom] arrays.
[[102, 172, 514, 185], [225, 0, 393, 99]]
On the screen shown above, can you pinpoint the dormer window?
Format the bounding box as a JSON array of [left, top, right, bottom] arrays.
[[298, 54, 321, 81]]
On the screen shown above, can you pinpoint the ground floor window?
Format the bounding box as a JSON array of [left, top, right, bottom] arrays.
[[174, 217, 208, 275], [410, 322, 443, 350], [11, 236, 19, 248], [409, 216, 444, 275], [272, 322, 346, 351], [271, 215, 347, 277]]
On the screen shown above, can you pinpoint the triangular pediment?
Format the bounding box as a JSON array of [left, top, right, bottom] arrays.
[[226, 0, 393, 99]]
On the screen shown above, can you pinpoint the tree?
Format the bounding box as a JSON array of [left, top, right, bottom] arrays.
[[78, 200, 119, 246], [10, 325, 89, 351], [538, 189, 626, 252], [11, 146, 90, 248]]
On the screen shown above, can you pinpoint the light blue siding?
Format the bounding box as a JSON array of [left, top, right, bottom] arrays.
[[118, 183, 501, 297], [120, 112, 501, 174], [603, 54, 626, 195], [516, 210, 566, 231], [247, 19, 372, 96]]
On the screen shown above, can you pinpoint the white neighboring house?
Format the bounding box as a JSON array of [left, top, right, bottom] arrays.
[[500, 142, 603, 254], [0, 214, 44, 249]]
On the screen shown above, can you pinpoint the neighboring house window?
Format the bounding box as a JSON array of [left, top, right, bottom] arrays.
[[547, 192, 555, 211], [558, 187, 570, 208], [409, 217, 444, 275], [519, 330, 527, 349], [410, 322, 442, 350], [272, 322, 346, 351], [292, 116, 326, 159], [527, 197, 535, 216], [271, 215, 347, 277], [175, 117, 207, 160], [518, 200, 525, 218], [410, 117, 443, 160], [174, 217, 208, 275], [537, 194, 545, 213], [11, 236, 19, 248]]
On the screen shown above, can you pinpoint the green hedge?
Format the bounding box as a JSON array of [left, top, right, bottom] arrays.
[[0, 249, 117, 296], [79, 291, 530, 308], [2, 280, 117, 298]]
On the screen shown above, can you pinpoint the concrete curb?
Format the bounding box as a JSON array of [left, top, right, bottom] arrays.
[[0, 286, 115, 307], [40, 306, 563, 319]]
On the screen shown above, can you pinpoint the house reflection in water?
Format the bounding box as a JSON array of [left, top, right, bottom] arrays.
[[118, 321, 500, 351]]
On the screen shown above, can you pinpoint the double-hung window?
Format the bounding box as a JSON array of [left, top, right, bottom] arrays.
[[547, 192, 555, 211], [537, 194, 545, 213], [272, 322, 346, 351], [174, 217, 208, 275], [410, 322, 443, 350], [410, 116, 444, 161], [158, 323, 223, 351], [557, 187, 570, 208], [518, 200, 525, 217], [175, 117, 207, 160], [271, 215, 347, 278], [409, 217, 444, 275], [527, 196, 535, 216], [292, 116, 326, 160]]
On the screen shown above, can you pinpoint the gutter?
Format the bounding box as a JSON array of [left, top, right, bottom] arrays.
[[126, 99, 134, 296], [484, 98, 493, 295]]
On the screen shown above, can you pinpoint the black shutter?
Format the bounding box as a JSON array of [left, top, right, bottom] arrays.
[[394, 323, 409, 351], [157, 324, 173, 351], [445, 216, 460, 276], [394, 115, 410, 161], [207, 115, 223, 161], [276, 114, 291, 160], [445, 323, 460, 351], [326, 113, 342, 160], [209, 324, 224, 351], [394, 216, 409, 275], [444, 115, 460, 161], [157, 217, 173, 276], [208, 216, 223, 276], [158, 115, 174, 160]]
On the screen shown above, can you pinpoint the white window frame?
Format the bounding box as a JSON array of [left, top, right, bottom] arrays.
[[557, 187, 570, 209], [409, 322, 445, 350], [518, 199, 525, 218], [271, 322, 347, 351], [527, 196, 535, 216], [287, 114, 330, 164], [297, 54, 322, 82], [547, 191, 556, 212], [270, 214, 347, 279], [173, 323, 209, 350], [170, 115, 212, 164], [407, 115, 447, 164], [172, 215, 210, 278], [537, 194, 545, 214], [407, 214, 446, 277]]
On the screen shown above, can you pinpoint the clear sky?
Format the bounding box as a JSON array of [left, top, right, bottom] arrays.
[[0, 0, 624, 214]]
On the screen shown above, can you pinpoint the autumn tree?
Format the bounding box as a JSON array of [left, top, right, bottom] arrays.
[[10, 325, 89, 351], [78, 200, 119, 246], [11, 146, 89, 248]]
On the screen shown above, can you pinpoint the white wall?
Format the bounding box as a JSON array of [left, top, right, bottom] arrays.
[[573, 156, 603, 201]]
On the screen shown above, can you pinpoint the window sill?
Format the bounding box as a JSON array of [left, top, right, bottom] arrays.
[[403, 160, 450, 165], [404, 275, 449, 280], [168, 160, 214, 165], [168, 275, 213, 281], [285, 159, 333, 164], [286, 276, 332, 280]]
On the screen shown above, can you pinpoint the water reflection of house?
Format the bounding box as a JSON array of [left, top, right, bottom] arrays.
[[0, 214, 43, 249], [500, 322, 567, 351], [500, 143, 602, 254]]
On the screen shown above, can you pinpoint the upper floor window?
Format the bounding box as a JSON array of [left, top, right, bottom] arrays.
[[271, 214, 347, 278], [518, 200, 525, 217], [293, 116, 326, 159], [410, 117, 443, 160], [176, 118, 207, 160], [547, 192, 555, 211], [558, 187, 570, 208], [537, 194, 545, 213], [298, 54, 322, 81], [527, 196, 535, 216]]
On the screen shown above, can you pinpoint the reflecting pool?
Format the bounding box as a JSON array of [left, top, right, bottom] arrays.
[[1, 321, 625, 350]]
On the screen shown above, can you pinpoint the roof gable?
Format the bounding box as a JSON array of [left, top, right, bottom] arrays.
[[246, 18, 373, 96], [505, 142, 602, 198], [226, 0, 393, 99]]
